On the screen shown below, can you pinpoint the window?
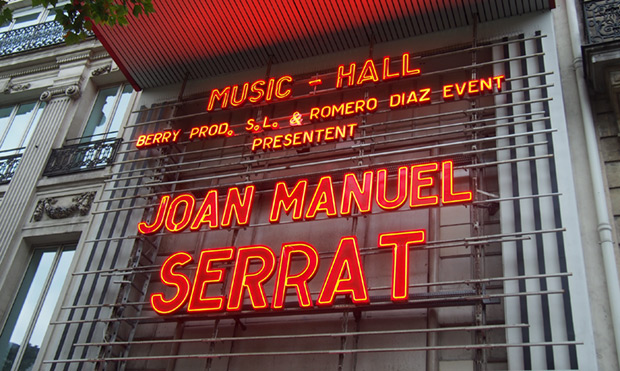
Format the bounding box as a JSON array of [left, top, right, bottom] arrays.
[[0, 4, 66, 33], [0, 102, 46, 156], [0, 246, 74, 371], [81, 84, 133, 142], [1, 9, 45, 33]]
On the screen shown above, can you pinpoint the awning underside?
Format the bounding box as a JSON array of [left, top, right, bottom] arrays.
[[94, 0, 554, 90]]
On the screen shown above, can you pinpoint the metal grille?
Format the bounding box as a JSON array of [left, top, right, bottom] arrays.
[[0, 21, 66, 57], [43, 138, 123, 177], [0, 153, 21, 184], [45, 32, 579, 370], [583, 0, 620, 44]]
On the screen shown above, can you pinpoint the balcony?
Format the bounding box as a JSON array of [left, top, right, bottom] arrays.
[[43, 138, 122, 177], [0, 153, 21, 184], [0, 21, 67, 57]]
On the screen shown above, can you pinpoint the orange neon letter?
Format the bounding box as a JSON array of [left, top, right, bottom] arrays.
[[305, 176, 338, 220], [376, 166, 409, 210], [382, 56, 399, 80], [164, 194, 196, 233], [190, 190, 219, 230], [340, 171, 373, 216], [230, 83, 249, 107], [336, 63, 356, 88], [402, 52, 420, 77], [249, 80, 266, 103], [221, 185, 256, 227], [275, 75, 293, 99], [494, 75, 505, 90], [356, 59, 379, 85], [188, 247, 234, 313], [227, 246, 277, 311], [272, 242, 319, 309], [441, 160, 472, 204], [410, 162, 439, 208], [138, 195, 170, 234], [378, 230, 426, 302], [317, 236, 369, 306], [151, 252, 192, 314], [270, 180, 307, 223], [207, 86, 231, 111]]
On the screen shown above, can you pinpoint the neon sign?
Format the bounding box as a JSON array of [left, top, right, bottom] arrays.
[[150, 229, 428, 314], [133, 51, 505, 152], [138, 51, 488, 315], [138, 160, 470, 234], [143, 160, 472, 314]]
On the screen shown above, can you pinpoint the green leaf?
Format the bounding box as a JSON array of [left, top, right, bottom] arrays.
[[0, 6, 12, 26], [132, 5, 142, 17], [1, 0, 154, 44], [64, 31, 81, 45]]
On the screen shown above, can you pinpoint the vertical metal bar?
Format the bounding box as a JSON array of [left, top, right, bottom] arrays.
[[470, 17, 488, 371], [534, 30, 579, 369], [166, 322, 185, 371], [426, 148, 440, 371], [504, 37, 532, 370], [518, 34, 555, 369]]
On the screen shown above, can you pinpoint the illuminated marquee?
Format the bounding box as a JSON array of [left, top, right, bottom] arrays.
[[138, 51, 492, 316], [133, 51, 504, 152], [142, 160, 472, 314], [150, 230, 427, 314], [138, 160, 470, 234]]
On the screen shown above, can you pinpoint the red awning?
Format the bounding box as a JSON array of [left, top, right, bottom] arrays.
[[93, 0, 554, 90]]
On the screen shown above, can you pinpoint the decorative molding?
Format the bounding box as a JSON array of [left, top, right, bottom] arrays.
[[92, 64, 112, 76], [56, 52, 91, 64], [32, 191, 96, 222], [0, 64, 59, 80], [584, 0, 620, 44], [40, 84, 81, 101], [3, 82, 31, 94], [91, 51, 111, 60], [611, 70, 620, 90]]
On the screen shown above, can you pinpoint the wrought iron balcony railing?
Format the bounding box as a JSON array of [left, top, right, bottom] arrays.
[[43, 138, 122, 177], [583, 0, 620, 44], [0, 21, 67, 57], [0, 153, 21, 184]]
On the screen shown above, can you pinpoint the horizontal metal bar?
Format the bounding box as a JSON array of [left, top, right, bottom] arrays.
[[44, 341, 581, 364], [50, 289, 564, 326], [111, 93, 551, 178], [109, 108, 548, 183], [74, 323, 527, 347], [61, 272, 572, 310], [93, 137, 551, 208], [103, 126, 555, 194], [472, 192, 562, 205], [463, 154, 554, 169]]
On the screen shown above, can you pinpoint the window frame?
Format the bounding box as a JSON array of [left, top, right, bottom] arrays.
[[0, 2, 69, 32], [79, 83, 134, 143], [0, 101, 46, 156], [0, 244, 75, 371]]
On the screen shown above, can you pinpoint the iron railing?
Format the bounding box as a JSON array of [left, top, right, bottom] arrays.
[[43, 138, 122, 177], [0, 153, 21, 184], [583, 0, 620, 44], [0, 21, 67, 57]]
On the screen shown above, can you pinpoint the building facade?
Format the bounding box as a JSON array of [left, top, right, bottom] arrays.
[[0, 1, 619, 370]]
